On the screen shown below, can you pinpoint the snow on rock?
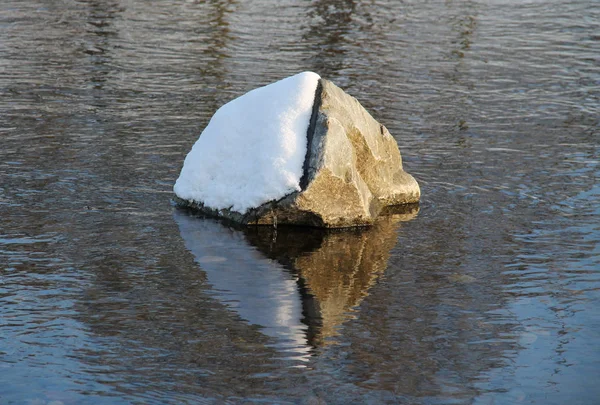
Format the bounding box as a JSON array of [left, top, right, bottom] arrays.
[[174, 71, 321, 213]]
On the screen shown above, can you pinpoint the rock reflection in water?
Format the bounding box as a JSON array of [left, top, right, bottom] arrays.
[[174, 210, 310, 361], [174, 205, 418, 356]]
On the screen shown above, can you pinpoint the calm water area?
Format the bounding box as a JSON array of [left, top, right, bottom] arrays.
[[1, 0, 599, 404]]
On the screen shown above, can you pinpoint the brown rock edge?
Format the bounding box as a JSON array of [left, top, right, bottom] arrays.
[[174, 78, 421, 228]]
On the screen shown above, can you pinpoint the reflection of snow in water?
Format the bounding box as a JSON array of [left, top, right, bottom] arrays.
[[174, 211, 311, 362]]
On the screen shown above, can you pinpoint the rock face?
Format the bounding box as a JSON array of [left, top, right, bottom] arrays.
[[175, 78, 420, 228]]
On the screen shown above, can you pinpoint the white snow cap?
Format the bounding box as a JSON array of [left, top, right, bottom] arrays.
[[174, 71, 321, 213]]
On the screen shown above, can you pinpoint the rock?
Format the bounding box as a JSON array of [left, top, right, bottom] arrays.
[[175, 77, 420, 228]]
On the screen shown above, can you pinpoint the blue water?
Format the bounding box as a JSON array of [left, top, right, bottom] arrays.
[[1, 0, 599, 403]]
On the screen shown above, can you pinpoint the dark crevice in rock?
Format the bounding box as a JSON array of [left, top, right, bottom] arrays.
[[300, 79, 323, 191]]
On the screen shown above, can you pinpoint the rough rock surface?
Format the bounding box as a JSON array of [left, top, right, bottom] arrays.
[[175, 78, 420, 228]]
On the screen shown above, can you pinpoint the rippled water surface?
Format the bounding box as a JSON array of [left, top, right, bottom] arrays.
[[1, 0, 599, 404]]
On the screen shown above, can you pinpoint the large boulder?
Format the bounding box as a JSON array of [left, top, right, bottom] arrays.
[[174, 73, 420, 228]]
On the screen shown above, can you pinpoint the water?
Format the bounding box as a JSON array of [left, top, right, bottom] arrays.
[[1, 0, 599, 403]]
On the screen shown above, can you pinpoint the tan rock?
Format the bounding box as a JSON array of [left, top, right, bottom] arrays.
[[175, 78, 420, 228]]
